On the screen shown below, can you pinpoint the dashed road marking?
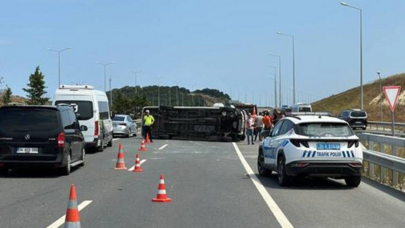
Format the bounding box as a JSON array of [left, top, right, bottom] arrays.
[[46, 200, 93, 228], [113, 139, 119, 141], [158, 144, 168, 150], [232, 143, 294, 228], [127, 159, 147, 171]]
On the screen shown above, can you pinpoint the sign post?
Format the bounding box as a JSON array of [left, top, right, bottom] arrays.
[[382, 86, 401, 136]]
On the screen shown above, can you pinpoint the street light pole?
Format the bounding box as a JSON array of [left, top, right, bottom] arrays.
[[97, 62, 114, 92], [269, 53, 282, 107], [377, 72, 383, 122], [277, 32, 296, 104], [268, 65, 277, 108], [341, 2, 363, 110], [131, 71, 142, 95], [109, 77, 113, 110], [48, 47, 71, 87]]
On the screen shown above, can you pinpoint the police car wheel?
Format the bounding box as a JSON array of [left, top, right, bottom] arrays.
[[258, 150, 271, 176], [277, 156, 291, 186], [345, 176, 361, 187]]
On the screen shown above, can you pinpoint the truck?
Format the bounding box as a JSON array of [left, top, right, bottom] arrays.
[[141, 106, 246, 142]]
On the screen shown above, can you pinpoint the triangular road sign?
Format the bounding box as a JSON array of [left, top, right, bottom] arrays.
[[383, 86, 401, 113]]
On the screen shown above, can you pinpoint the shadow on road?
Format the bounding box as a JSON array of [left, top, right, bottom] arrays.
[[0, 166, 81, 179], [254, 173, 353, 190]]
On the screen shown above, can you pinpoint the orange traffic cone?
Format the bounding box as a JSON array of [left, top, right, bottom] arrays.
[[115, 143, 127, 170], [152, 173, 172, 203], [64, 184, 80, 228], [139, 140, 147, 152], [145, 133, 151, 144], [133, 154, 142, 172]]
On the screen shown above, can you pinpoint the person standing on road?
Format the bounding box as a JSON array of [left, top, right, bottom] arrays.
[[262, 111, 273, 131], [143, 110, 155, 143], [254, 112, 264, 141], [246, 113, 254, 145]]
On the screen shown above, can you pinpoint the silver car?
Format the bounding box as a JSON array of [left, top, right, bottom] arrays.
[[112, 115, 137, 137]]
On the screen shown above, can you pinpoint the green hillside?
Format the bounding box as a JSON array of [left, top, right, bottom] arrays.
[[312, 73, 405, 122]]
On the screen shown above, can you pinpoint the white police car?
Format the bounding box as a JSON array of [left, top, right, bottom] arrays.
[[257, 113, 363, 187]]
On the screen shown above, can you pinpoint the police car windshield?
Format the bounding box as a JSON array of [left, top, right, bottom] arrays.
[[297, 122, 353, 137]]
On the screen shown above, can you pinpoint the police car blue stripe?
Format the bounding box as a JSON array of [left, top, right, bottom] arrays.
[[312, 151, 316, 157], [303, 151, 307, 157], [307, 151, 312, 158], [351, 151, 355, 158], [346, 151, 351, 158], [342, 151, 346, 158]]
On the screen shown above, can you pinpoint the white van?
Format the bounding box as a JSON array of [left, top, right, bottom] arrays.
[[291, 103, 312, 112], [52, 85, 113, 151]]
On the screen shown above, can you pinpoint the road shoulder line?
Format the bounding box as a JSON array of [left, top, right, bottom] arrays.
[[232, 142, 294, 228]]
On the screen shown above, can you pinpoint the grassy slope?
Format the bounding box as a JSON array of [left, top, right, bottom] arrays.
[[312, 73, 405, 122]]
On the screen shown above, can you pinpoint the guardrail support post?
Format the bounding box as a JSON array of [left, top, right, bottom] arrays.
[[393, 145, 399, 187], [380, 143, 386, 183], [369, 141, 375, 178]]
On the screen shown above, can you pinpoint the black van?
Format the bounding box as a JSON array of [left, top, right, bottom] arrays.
[[339, 109, 368, 130], [0, 104, 86, 175]]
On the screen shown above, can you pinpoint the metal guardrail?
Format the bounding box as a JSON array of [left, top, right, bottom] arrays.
[[357, 132, 405, 188]]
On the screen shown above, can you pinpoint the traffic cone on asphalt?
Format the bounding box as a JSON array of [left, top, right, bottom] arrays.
[[114, 143, 127, 170], [152, 173, 172, 203], [133, 154, 142, 172], [145, 133, 151, 144], [139, 140, 147, 152], [64, 184, 80, 228]]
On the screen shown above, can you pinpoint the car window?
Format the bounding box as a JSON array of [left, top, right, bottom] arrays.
[[68, 109, 80, 130], [127, 116, 133, 122], [351, 111, 366, 118], [0, 108, 60, 132], [112, 116, 125, 121], [61, 110, 70, 129], [271, 120, 284, 137], [296, 122, 353, 137], [279, 120, 294, 135], [55, 101, 93, 120], [98, 101, 110, 120]]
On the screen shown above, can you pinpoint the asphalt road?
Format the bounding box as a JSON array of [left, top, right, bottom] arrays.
[[0, 136, 405, 228]]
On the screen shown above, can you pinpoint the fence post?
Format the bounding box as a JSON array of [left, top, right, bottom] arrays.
[[369, 141, 375, 178], [380, 143, 386, 183], [392, 145, 399, 187]]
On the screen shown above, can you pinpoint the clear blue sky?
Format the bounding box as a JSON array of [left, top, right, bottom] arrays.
[[1, 0, 404, 106]]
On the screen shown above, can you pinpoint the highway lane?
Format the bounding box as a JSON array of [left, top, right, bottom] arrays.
[[0, 137, 281, 228], [237, 140, 405, 228]]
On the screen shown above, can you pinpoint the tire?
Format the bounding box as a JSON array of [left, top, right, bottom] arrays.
[[107, 138, 113, 147], [258, 149, 271, 176], [345, 176, 361, 187], [61, 153, 71, 175], [277, 156, 292, 186], [79, 148, 85, 167]]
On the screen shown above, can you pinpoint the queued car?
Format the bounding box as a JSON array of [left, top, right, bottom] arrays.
[[112, 115, 137, 138], [339, 109, 368, 130], [257, 112, 363, 187], [0, 104, 86, 175]]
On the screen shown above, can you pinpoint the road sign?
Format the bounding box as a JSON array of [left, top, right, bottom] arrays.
[[383, 86, 401, 113]]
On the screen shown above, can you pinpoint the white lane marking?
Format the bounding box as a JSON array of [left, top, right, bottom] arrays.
[[232, 143, 294, 228], [46, 200, 93, 228], [113, 139, 119, 141], [127, 159, 147, 171], [158, 144, 168, 150]]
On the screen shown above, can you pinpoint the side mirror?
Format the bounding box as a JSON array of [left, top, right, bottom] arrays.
[[80, 125, 88, 131]]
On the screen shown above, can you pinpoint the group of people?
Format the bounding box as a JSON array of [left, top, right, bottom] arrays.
[[245, 109, 285, 145]]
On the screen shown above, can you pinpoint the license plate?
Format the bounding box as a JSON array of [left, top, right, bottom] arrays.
[[317, 143, 340, 150], [17, 147, 39, 154], [355, 121, 362, 124]]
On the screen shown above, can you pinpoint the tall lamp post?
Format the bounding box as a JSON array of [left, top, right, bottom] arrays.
[[109, 77, 113, 110], [97, 62, 114, 92], [156, 76, 164, 106], [131, 71, 142, 95], [341, 2, 363, 110], [47, 47, 71, 87], [377, 72, 383, 122], [277, 32, 296, 104], [269, 53, 282, 107], [268, 65, 277, 108]]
